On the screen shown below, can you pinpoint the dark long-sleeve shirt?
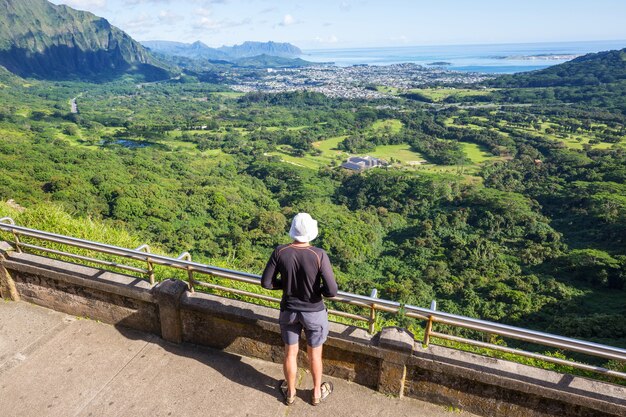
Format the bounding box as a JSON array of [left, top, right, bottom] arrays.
[[261, 243, 338, 312]]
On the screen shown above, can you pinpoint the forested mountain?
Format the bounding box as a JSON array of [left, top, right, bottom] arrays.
[[471, 47, 626, 114], [489, 47, 626, 88], [218, 41, 302, 58], [143, 40, 303, 60], [233, 54, 313, 68], [143, 40, 308, 68], [0, 0, 172, 81], [142, 41, 231, 61]]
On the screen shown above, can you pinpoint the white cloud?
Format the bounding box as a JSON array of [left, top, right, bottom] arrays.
[[195, 16, 221, 30], [123, 0, 170, 4], [158, 10, 182, 25], [314, 35, 339, 44], [120, 12, 154, 34], [389, 35, 409, 43], [280, 14, 295, 27], [194, 7, 212, 17], [193, 16, 251, 33]]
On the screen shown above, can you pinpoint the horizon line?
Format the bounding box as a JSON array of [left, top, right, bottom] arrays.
[[300, 39, 626, 52]]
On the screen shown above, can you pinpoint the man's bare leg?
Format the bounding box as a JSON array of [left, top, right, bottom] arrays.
[[283, 343, 299, 398], [307, 344, 323, 399]]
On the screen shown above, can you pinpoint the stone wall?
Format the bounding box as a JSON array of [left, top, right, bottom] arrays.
[[1, 244, 624, 417]]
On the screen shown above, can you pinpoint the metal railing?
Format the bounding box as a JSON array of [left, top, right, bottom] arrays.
[[1, 217, 625, 381]]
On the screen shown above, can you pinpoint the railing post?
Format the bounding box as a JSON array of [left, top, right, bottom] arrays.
[[177, 252, 195, 292], [12, 231, 22, 253], [153, 278, 188, 343], [423, 300, 436, 346], [135, 244, 155, 285], [0, 241, 20, 301], [369, 288, 378, 334], [1, 217, 22, 253], [376, 327, 414, 397]]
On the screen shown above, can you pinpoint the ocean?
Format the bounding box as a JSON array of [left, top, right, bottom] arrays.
[[301, 40, 626, 74]]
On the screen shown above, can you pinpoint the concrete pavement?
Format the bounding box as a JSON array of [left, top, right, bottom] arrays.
[[0, 300, 478, 417]]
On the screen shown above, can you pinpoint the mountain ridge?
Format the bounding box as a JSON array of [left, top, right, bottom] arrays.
[[0, 0, 173, 81], [142, 40, 302, 60], [488, 47, 626, 88]]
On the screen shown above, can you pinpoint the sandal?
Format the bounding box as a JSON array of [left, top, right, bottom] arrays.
[[279, 379, 296, 405], [311, 381, 333, 406]]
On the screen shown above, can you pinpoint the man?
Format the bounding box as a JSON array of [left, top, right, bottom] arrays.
[[261, 212, 338, 406]]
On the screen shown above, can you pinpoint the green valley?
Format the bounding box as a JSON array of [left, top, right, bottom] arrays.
[[0, 36, 625, 361]]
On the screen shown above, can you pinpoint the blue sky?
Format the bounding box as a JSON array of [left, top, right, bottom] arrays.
[[49, 0, 626, 50]]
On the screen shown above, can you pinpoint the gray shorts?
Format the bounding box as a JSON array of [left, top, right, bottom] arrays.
[[279, 309, 329, 348]]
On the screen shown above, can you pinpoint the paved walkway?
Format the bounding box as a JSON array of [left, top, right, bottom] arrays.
[[0, 300, 478, 417]]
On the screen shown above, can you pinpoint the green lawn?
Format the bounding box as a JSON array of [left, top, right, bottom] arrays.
[[375, 86, 400, 95], [209, 91, 245, 99], [407, 88, 493, 102], [313, 135, 347, 155], [443, 116, 485, 130], [272, 139, 427, 170], [447, 118, 621, 151], [370, 119, 403, 134], [517, 121, 622, 150], [267, 151, 325, 169], [369, 144, 426, 163], [196, 149, 226, 157], [415, 163, 484, 178], [443, 117, 456, 127], [461, 142, 499, 164], [271, 133, 500, 177], [265, 125, 309, 132]]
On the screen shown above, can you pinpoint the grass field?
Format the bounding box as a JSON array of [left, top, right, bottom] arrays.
[[370, 119, 403, 134], [369, 144, 425, 163], [273, 133, 498, 177], [266, 151, 325, 169], [265, 125, 310, 132], [461, 142, 499, 164], [407, 88, 493, 102], [444, 117, 484, 130], [519, 121, 621, 150], [209, 91, 245, 99], [272, 137, 428, 170], [375, 86, 400, 95], [446, 117, 622, 150], [313, 135, 347, 154], [412, 163, 484, 185]]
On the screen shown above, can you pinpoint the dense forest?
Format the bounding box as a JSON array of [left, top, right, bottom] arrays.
[[0, 56, 625, 353]]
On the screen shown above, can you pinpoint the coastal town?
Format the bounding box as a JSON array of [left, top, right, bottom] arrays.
[[227, 63, 494, 99]]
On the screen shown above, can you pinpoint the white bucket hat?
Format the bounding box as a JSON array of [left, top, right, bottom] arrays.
[[289, 213, 318, 243]]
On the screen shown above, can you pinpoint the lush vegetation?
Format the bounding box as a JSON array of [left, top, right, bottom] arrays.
[[489, 49, 626, 88], [0, 0, 172, 81], [0, 53, 625, 362]]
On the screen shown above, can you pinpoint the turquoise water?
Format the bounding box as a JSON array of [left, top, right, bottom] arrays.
[[302, 40, 626, 73]]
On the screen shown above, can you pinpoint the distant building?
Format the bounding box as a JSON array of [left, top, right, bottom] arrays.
[[341, 155, 385, 171]]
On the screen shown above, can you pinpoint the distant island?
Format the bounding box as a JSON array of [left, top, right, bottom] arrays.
[[427, 61, 452, 66], [495, 54, 582, 61]]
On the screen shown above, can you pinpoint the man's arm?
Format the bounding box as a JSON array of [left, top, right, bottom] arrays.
[[261, 249, 281, 290], [320, 252, 338, 297]]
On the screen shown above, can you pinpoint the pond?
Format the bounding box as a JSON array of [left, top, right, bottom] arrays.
[[100, 139, 157, 148]]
